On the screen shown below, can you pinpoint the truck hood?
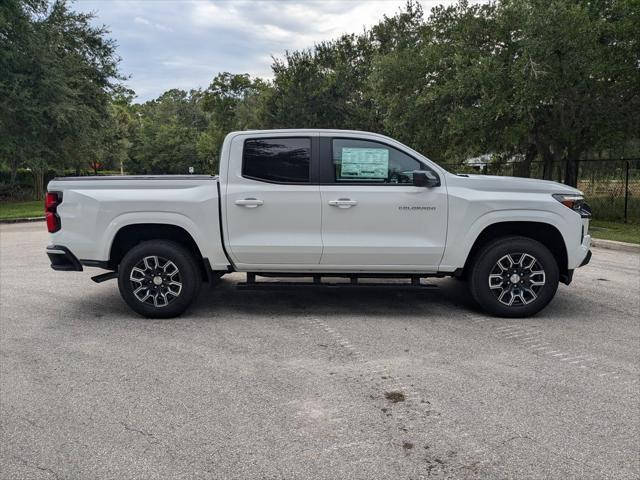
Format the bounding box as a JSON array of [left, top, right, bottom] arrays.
[[449, 174, 582, 195]]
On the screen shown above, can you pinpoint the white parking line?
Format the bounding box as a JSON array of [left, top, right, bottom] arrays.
[[462, 313, 634, 385], [503, 332, 534, 338]]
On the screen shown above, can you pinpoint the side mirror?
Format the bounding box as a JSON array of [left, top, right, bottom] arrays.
[[413, 170, 440, 188]]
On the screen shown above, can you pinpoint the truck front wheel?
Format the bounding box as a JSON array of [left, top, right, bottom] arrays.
[[118, 240, 201, 318], [469, 236, 559, 318]]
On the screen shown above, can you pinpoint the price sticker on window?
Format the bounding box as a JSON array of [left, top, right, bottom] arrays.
[[340, 147, 389, 179]]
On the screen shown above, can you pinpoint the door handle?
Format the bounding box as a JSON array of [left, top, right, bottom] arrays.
[[235, 198, 263, 208], [328, 198, 358, 208]]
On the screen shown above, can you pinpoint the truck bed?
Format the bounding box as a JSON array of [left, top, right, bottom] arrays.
[[46, 174, 228, 269]]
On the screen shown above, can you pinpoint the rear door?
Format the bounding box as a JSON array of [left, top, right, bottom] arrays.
[[224, 134, 322, 266], [319, 136, 447, 269]]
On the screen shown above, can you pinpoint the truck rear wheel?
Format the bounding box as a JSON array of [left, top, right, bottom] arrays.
[[118, 240, 201, 318], [469, 236, 559, 318]]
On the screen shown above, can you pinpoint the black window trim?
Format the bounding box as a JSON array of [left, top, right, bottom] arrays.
[[318, 136, 439, 186], [241, 136, 318, 185]]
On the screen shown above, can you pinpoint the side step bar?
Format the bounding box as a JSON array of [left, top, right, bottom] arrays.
[[91, 271, 118, 283], [236, 272, 438, 290]]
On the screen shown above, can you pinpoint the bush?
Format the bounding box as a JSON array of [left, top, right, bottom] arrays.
[[0, 183, 33, 201]]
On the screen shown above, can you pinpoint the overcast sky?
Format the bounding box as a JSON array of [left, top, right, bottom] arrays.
[[74, 0, 463, 102]]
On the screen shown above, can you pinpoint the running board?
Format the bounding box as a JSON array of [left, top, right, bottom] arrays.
[[236, 273, 438, 290], [91, 271, 118, 283]]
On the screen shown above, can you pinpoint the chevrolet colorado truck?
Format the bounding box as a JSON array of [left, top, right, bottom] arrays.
[[45, 129, 592, 318]]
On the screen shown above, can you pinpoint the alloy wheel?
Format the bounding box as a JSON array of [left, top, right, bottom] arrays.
[[129, 255, 182, 307], [488, 253, 546, 306]]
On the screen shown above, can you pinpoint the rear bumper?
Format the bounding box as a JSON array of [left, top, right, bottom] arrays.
[[46, 245, 83, 271]]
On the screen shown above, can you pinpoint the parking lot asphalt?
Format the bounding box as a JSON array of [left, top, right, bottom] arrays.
[[0, 222, 638, 479]]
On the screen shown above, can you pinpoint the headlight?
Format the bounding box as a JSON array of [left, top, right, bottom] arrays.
[[552, 194, 592, 217]]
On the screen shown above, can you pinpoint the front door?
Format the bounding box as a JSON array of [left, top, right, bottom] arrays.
[[319, 137, 447, 269], [224, 135, 322, 266]]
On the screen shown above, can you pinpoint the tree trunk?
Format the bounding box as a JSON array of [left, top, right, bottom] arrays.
[[4, 146, 19, 187], [513, 144, 536, 178], [564, 150, 579, 187], [541, 150, 554, 180], [10, 158, 18, 186], [32, 169, 45, 200]]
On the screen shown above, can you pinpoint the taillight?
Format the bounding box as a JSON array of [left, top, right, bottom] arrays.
[[45, 192, 62, 233]]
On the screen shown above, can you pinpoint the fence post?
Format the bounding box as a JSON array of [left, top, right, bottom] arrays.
[[624, 160, 630, 224]]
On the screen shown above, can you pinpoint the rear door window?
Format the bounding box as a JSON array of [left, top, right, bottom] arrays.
[[242, 138, 311, 183]]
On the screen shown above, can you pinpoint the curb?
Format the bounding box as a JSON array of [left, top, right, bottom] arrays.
[[0, 216, 45, 224], [591, 238, 640, 253]]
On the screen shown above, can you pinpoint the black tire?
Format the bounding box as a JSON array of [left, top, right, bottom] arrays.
[[207, 272, 224, 287], [468, 236, 559, 318], [118, 240, 201, 318]]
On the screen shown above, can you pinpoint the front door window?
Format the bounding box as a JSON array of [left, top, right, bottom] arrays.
[[332, 138, 423, 184]]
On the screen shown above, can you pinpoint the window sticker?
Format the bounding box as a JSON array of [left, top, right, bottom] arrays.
[[340, 147, 389, 179]]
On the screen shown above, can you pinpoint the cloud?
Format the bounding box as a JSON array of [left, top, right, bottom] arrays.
[[133, 15, 173, 32], [188, 0, 409, 50], [75, 0, 474, 102], [133, 16, 150, 26]]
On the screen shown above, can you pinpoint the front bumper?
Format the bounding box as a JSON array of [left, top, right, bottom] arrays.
[[571, 228, 592, 270], [580, 249, 592, 267], [46, 245, 83, 271]]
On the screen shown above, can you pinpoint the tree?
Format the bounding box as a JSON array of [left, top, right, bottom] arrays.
[[199, 73, 269, 171], [104, 91, 135, 174], [264, 32, 381, 132], [3, 0, 637, 191], [0, 0, 122, 197], [126, 89, 210, 174], [496, 0, 638, 185]]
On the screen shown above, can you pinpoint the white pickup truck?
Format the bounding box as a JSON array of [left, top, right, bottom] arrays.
[[45, 129, 592, 318]]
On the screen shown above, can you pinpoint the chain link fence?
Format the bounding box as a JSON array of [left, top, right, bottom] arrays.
[[441, 159, 640, 223]]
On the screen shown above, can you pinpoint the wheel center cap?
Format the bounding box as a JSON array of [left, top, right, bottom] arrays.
[[510, 273, 521, 284], [152, 275, 163, 286]]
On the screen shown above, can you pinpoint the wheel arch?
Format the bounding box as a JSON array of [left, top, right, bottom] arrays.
[[108, 223, 208, 280], [462, 221, 569, 283]]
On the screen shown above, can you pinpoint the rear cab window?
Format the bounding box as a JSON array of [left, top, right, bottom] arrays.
[[242, 137, 311, 183]]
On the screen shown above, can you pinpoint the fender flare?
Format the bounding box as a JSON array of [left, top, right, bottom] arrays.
[[440, 209, 569, 270], [100, 212, 208, 262]]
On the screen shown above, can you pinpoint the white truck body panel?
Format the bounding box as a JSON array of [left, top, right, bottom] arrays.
[[47, 177, 229, 268], [47, 129, 591, 277], [318, 183, 447, 269], [440, 174, 590, 271], [222, 132, 323, 265]]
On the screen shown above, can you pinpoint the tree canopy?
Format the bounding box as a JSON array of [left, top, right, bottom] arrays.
[[1, 0, 638, 198], [0, 0, 123, 197]]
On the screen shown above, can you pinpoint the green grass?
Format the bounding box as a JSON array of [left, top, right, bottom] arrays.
[[0, 200, 43, 220], [587, 196, 640, 224], [590, 219, 640, 244]]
